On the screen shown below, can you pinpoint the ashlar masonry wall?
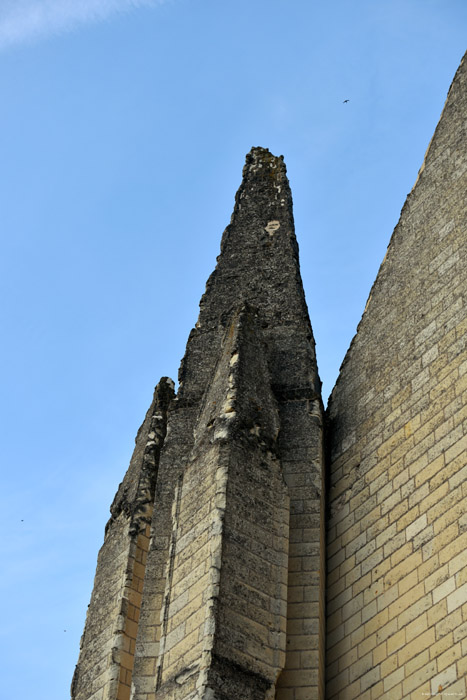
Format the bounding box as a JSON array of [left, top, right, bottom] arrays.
[[326, 53, 467, 699]]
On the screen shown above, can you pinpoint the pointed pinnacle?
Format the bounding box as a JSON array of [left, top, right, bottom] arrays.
[[177, 148, 319, 404]]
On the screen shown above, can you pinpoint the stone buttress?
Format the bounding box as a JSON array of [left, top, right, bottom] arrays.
[[73, 147, 326, 700], [152, 304, 290, 700]]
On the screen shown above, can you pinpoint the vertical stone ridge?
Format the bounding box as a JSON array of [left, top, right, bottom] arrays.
[[193, 303, 281, 450], [71, 377, 174, 700], [109, 377, 176, 536], [154, 304, 289, 700]]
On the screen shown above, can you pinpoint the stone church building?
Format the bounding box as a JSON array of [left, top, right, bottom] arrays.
[[72, 52, 466, 700]]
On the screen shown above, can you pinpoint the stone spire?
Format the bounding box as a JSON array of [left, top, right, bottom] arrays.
[[131, 147, 326, 700], [73, 147, 326, 700]]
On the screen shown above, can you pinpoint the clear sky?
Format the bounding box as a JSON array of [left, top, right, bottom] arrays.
[[0, 1, 465, 697]]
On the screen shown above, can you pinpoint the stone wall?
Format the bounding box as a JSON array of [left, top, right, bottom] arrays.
[[326, 53, 467, 699], [73, 51, 466, 699]]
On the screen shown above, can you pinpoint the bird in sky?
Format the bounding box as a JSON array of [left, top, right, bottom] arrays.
[[343, 99, 349, 103]]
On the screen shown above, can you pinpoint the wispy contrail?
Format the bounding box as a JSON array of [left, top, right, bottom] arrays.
[[0, 0, 161, 50]]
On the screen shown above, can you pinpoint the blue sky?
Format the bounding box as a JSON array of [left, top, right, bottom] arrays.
[[0, 1, 465, 697]]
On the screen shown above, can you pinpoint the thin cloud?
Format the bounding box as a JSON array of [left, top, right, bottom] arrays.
[[0, 0, 161, 50]]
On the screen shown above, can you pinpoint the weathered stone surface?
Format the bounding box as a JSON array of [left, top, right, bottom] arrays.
[[74, 49, 466, 699], [326, 52, 467, 700], [110, 378, 176, 537], [71, 378, 174, 700], [153, 305, 290, 699], [130, 147, 325, 700]]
